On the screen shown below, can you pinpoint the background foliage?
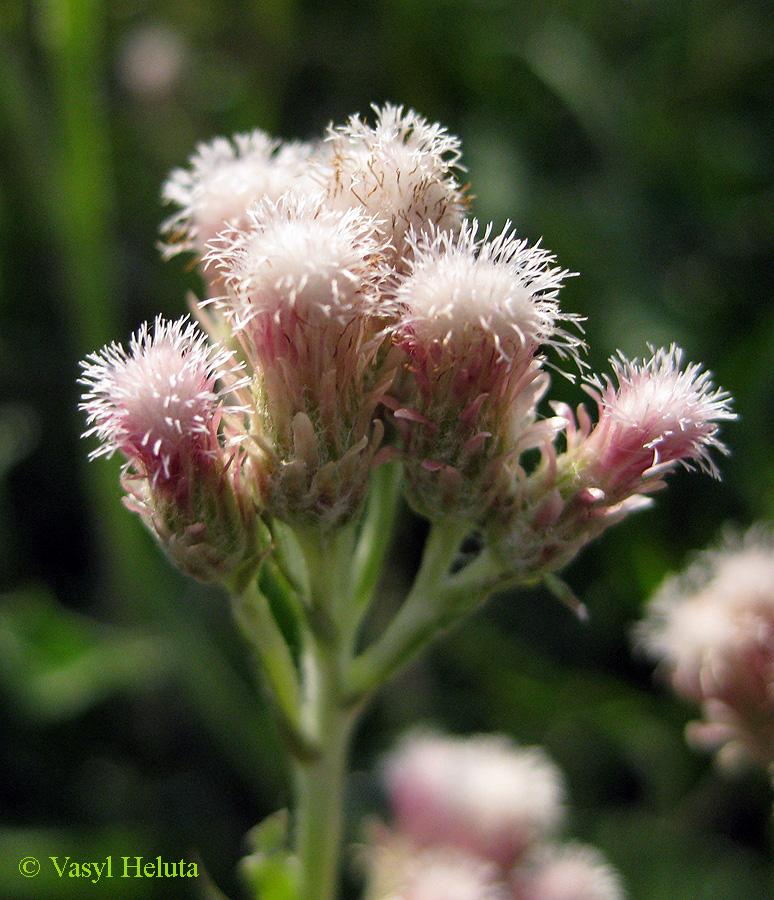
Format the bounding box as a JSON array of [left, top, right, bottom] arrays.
[[1, 0, 773, 897]]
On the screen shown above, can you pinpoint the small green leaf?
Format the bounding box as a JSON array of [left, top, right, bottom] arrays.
[[240, 811, 299, 900]]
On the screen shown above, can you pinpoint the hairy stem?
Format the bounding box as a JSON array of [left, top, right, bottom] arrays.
[[293, 633, 357, 900]]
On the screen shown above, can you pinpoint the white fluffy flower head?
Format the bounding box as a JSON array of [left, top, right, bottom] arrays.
[[161, 130, 316, 257], [322, 104, 467, 265], [205, 193, 396, 527], [393, 221, 580, 373], [208, 192, 391, 339], [80, 316, 243, 483]]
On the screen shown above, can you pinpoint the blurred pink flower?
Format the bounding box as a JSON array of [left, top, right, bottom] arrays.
[[382, 732, 565, 869], [512, 844, 625, 900], [364, 830, 507, 900], [637, 526, 774, 767]]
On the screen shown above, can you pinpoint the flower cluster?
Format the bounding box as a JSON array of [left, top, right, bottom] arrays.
[[636, 526, 774, 769], [363, 732, 624, 900], [81, 103, 734, 586]]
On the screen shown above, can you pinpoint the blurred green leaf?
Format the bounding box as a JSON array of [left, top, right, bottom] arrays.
[[0, 587, 173, 722], [240, 811, 299, 900]]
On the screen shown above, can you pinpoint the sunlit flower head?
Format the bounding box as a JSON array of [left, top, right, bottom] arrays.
[[636, 525, 774, 767], [393, 221, 580, 395], [79, 317, 261, 581], [383, 732, 565, 869], [387, 221, 580, 523], [580, 345, 735, 496], [161, 130, 317, 259], [512, 844, 625, 900], [208, 192, 391, 347], [320, 103, 467, 268], [80, 316, 244, 485], [206, 193, 396, 526], [487, 346, 734, 586]]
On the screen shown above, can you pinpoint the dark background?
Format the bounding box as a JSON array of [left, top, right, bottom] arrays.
[[1, 0, 773, 897]]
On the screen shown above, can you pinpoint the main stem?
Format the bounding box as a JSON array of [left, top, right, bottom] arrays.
[[293, 634, 357, 900], [289, 525, 363, 900]]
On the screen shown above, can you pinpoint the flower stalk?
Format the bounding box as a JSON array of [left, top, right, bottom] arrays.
[[292, 636, 357, 900]]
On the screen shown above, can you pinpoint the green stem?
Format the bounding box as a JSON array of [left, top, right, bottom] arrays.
[[294, 523, 359, 637], [343, 519, 474, 703], [293, 638, 355, 900], [231, 580, 313, 758], [241, 516, 503, 900], [349, 460, 403, 610]]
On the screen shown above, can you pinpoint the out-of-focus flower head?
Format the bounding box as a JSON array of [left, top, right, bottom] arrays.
[[488, 346, 734, 585], [364, 731, 627, 900], [382, 732, 565, 870], [80, 316, 263, 581], [319, 103, 467, 270], [117, 24, 186, 99], [389, 221, 580, 523], [363, 829, 507, 900], [636, 525, 774, 768], [161, 131, 317, 262], [206, 192, 397, 527], [511, 844, 625, 900]]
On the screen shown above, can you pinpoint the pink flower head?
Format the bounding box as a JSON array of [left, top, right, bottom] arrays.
[[487, 346, 734, 585], [320, 103, 467, 269], [80, 317, 260, 581], [161, 130, 317, 259], [80, 316, 243, 485], [393, 221, 579, 408], [512, 845, 625, 900], [382, 732, 565, 869], [636, 526, 774, 767], [389, 221, 581, 522], [206, 193, 396, 526], [363, 830, 506, 900], [579, 345, 735, 499]]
